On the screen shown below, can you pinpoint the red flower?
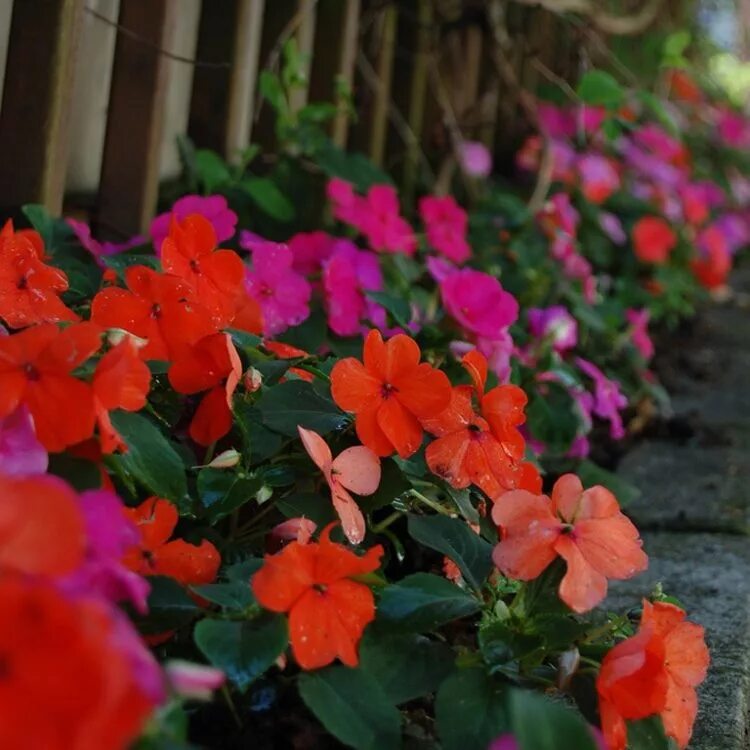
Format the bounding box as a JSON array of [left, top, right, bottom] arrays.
[[123, 497, 221, 585], [0, 219, 77, 329], [252, 524, 383, 669], [168, 332, 242, 446], [492, 474, 648, 613], [91, 266, 216, 361], [598, 600, 709, 750], [161, 214, 246, 327], [264, 340, 314, 382], [93, 337, 152, 453], [691, 227, 731, 290], [632, 217, 677, 265], [0, 322, 102, 451], [0, 576, 153, 750], [0, 473, 85, 576], [330, 329, 451, 458]]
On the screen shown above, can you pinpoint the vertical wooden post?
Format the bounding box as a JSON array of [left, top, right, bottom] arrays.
[[98, 0, 176, 237], [225, 0, 266, 162], [289, 0, 317, 113], [0, 0, 84, 214], [369, 4, 397, 167], [332, 0, 360, 147]]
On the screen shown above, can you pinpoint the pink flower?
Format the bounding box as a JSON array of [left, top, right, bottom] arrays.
[[488, 736, 518, 750], [150, 194, 237, 253], [578, 154, 620, 204], [0, 405, 48, 477], [61, 490, 150, 613], [67, 219, 145, 262], [245, 241, 312, 336], [323, 240, 384, 336], [459, 140, 492, 178], [599, 212, 626, 245], [477, 332, 515, 383], [288, 230, 336, 276], [419, 195, 471, 263], [626, 309, 654, 360], [538, 193, 579, 239], [440, 268, 518, 338], [576, 357, 628, 440], [166, 660, 225, 700], [426, 255, 456, 283], [717, 108, 750, 148], [528, 306, 578, 353]]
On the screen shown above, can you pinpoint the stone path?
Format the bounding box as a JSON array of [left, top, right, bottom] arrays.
[[611, 268, 750, 749]]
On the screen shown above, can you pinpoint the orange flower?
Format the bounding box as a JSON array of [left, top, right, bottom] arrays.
[[330, 329, 451, 458], [252, 524, 383, 669], [161, 214, 246, 327], [123, 497, 220, 585], [0, 473, 85, 576], [167, 332, 242, 446], [298, 426, 381, 545], [91, 266, 216, 361], [0, 219, 77, 329], [0, 576, 153, 750], [492, 474, 648, 613], [0, 322, 102, 451], [597, 600, 709, 750], [264, 340, 314, 382], [632, 216, 677, 265], [93, 337, 152, 453]]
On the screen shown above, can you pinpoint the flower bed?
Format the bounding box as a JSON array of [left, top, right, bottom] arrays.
[[1, 63, 747, 749]]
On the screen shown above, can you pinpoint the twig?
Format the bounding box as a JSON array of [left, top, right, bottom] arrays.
[[527, 138, 554, 215]]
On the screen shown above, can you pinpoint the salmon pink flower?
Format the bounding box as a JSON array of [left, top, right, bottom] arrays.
[[492, 474, 648, 613], [150, 194, 237, 252], [252, 523, 384, 669], [161, 213, 246, 327], [0, 322, 102, 451], [632, 216, 677, 264], [0, 219, 78, 329], [419, 195, 471, 263], [597, 601, 708, 750], [245, 241, 312, 336], [92, 337, 152, 453], [440, 268, 518, 339], [0, 405, 48, 476], [0, 576, 154, 750], [168, 332, 242, 446], [330, 329, 451, 458], [270, 517, 317, 547], [298, 427, 381, 544], [91, 265, 216, 361], [123, 497, 221, 586], [0, 473, 86, 577]]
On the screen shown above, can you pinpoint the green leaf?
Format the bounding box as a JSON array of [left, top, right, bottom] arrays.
[[509, 689, 598, 750], [313, 140, 393, 192], [276, 492, 338, 526], [577, 70, 624, 109], [435, 668, 508, 750], [359, 630, 455, 705], [627, 716, 676, 749], [407, 514, 493, 590], [377, 573, 480, 632], [259, 70, 286, 112], [101, 253, 160, 276], [136, 576, 199, 634], [109, 412, 188, 504], [197, 469, 262, 522], [190, 581, 255, 611], [526, 382, 579, 455], [194, 149, 231, 192], [298, 667, 402, 750], [240, 177, 295, 222], [365, 290, 411, 329], [577, 459, 641, 506], [47, 454, 101, 491], [359, 459, 411, 512], [257, 380, 347, 437], [233, 401, 285, 465], [22, 203, 75, 253], [194, 614, 288, 692]]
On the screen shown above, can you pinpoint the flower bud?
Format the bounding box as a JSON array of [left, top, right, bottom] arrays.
[[207, 449, 241, 469]]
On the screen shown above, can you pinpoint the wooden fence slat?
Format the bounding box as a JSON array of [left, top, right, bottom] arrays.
[[288, 0, 317, 114], [98, 0, 176, 237], [0, 0, 84, 214], [225, 0, 266, 162], [331, 0, 360, 147], [369, 4, 397, 167]]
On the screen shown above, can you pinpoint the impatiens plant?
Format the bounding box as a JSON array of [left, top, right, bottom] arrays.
[[2, 55, 744, 749]]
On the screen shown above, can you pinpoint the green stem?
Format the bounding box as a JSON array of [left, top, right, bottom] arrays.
[[410, 489, 455, 517], [372, 510, 404, 534]]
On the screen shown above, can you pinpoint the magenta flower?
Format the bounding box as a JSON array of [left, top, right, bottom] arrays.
[[717, 108, 750, 148], [578, 154, 620, 204], [626, 309, 654, 360], [419, 195, 471, 263], [441, 268, 518, 338], [459, 140, 492, 178], [150, 194, 237, 253], [426, 255, 456, 283], [327, 177, 362, 227], [488, 736, 518, 750], [166, 660, 225, 700], [538, 193, 579, 239], [477, 331, 515, 383], [528, 306, 578, 353], [246, 241, 312, 336], [61, 489, 150, 614], [67, 219, 145, 262], [0, 405, 48, 477], [288, 230, 336, 275], [576, 357, 628, 440]]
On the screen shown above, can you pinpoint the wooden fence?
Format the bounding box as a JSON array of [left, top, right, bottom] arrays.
[[0, 0, 582, 238]]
